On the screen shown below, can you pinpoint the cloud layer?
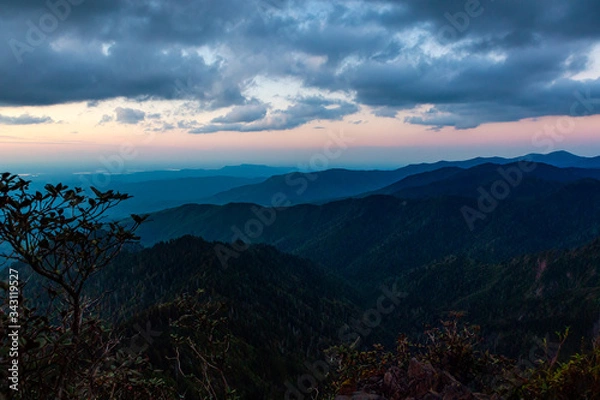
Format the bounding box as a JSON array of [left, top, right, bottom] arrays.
[[0, 113, 53, 125], [192, 96, 358, 133], [115, 107, 146, 124], [1, 0, 600, 130]]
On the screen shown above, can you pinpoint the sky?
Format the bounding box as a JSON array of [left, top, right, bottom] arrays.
[[1, 0, 600, 173]]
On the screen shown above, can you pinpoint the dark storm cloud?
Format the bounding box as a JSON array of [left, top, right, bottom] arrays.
[[0, 0, 251, 106], [0, 40, 244, 107], [335, 0, 600, 127], [367, 0, 600, 44], [1, 0, 600, 130], [339, 39, 600, 126]]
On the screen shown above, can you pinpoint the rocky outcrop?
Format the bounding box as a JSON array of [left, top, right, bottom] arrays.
[[334, 358, 501, 400]]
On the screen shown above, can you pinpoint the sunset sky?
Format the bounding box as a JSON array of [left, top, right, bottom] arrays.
[[1, 0, 600, 173]]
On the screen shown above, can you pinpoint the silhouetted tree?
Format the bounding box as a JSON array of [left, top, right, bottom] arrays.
[[0, 173, 173, 399]]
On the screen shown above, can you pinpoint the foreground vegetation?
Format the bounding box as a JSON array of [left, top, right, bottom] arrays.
[[324, 313, 600, 399]]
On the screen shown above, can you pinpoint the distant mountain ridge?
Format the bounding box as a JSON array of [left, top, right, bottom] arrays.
[[16, 151, 600, 213], [137, 161, 600, 289], [367, 162, 600, 199], [108, 175, 266, 217], [200, 168, 420, 206], [414, 150, 600, 170], [25, 164, 298, 186], [199, 151, 600, 206]]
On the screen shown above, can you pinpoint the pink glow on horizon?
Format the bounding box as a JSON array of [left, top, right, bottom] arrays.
[[1, 111, 600, 171]]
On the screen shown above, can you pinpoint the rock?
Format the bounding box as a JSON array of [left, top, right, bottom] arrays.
[[362, 375, 384, 393], [334, 392, 387, 399], [338, 357, 481, 400], [473, 394, 502, 400], [441, 381, 474, 399], [440, 371, 475, 400], [383, 366, 408, 399], [408, 358, 441, 397]]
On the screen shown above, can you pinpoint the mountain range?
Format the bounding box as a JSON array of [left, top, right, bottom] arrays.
[[136, 160, 600, 287], [195, 151, 600, 206], [8, 150, 600, 398], [27, 151, 600, 213]]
